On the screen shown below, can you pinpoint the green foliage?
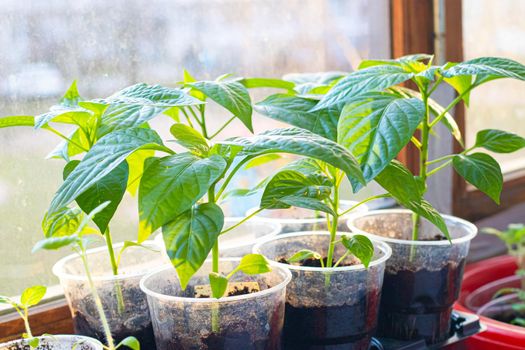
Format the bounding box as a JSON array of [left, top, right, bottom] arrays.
[[341, 235, 375, 268], [0, 116, 35, 128], [475, 129, 525, 153], [116, 336, 140, 350], [287, 249, 322, 263]]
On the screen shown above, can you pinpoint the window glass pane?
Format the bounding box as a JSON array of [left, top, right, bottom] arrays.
[[0, 0, 390, 296], [463, 0, 525, 174]]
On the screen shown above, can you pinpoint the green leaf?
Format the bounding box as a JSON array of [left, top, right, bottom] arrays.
[[314, 65, 415, 110], [255, 94, 340, 141], [117, 336, 140, 350], [102, 83, 203, 107], [376, 161, 450, 238], [287, 249, 321, 263], [98, 103, 166, 136], [0, 116, 35, 128], [20, 286, 47, 307], [139, 153, 227, 242], [237, 254, 271, 275], [126, 150, 154, 196], [163, 203, 224, 289], [284, 71, 346, 85], [341, 235, 374, 268], [209, 272, 229, 299], [443, 67, 473, 106], [243, 154, 281, 169], [60, 81, 82, 107], [48, 128, 164, 215], [475, 129, 525, 153], [442, 57, 525, 84], [338, 94, 425, 187], [42, 207, 85, 238], [224, 128, 365, 188], [64, 160, 129, 233], [261, 169, 333, 214], [27, 338, 39, 348], [189, 80, 253, 132], [238, 77, 295, 90], [358, 54, 433, 69], [170, 123, 209, 153], [453, 153, 503, 204]]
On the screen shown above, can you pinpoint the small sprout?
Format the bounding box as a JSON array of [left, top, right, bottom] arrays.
[[116, 336, 140, 350], [209, 273, 229, 299], [341, 235, 374, 268]]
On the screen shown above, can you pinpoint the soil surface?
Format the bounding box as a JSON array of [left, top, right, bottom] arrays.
[[378, 259, 466, 344], [418, 234, 448, 241], [278, 256, 359, 268]]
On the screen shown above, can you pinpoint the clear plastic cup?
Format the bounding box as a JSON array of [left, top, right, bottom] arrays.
[[52, 242, 164, 348], [466, 274, 522, 312], [253, 231, 391, 350], [0, 335, 103, 350], [477, 293, 525, 324], [140, 258, 292, 350], [348, 209, 477, 344], [247, 200, 368, 234]]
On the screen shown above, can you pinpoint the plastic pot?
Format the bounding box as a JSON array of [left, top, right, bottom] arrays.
[[0, 335, 103, 350], [53, 242, 164, 348], [455, 255, 525, 350], [153, 218, 282, 261], [348, 209, 477, 345], [247, 200, 368, 234], [140, 259, 292, 350], [253, 231, 391, 350]]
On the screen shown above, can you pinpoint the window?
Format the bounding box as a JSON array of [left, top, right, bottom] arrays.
[[0, 0, 390, 297]]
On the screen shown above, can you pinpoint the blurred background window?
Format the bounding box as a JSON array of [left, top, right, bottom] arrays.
[[0, 0, 390, 296]]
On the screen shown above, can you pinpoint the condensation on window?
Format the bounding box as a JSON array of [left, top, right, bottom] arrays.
[[0, 0, 390, 295], [463, 0, 525, 174]]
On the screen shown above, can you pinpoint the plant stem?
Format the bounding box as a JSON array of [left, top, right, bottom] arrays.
[[104, 228, 125, 314], [23, 308, 32, 338], [219, 208, 264, 235], [79, 246, 116, 350], [208, 186, 220, 333], [45, 126, 89, 152], [333, 251, 350, 268], [425, 154, 455, 166], [338, 194, 391, 218], [429, 85, 476, 128], [180, 108, 195, 128], [427, 159, 453, 177], [216, 156, 252, 200], [326, 182, 340, 269], [209, 116, 236, 140]]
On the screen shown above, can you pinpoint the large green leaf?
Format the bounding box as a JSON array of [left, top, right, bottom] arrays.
[[48, 128, 164, 214], [255, 94, 340, 141], [238, 77, 295, 90], [261, 169, 333, 214], [376, 161, 449, 238], [163, 203, 224, 289], [338, 94, 425, 188], [442, 57, 525, 84], [0, 116, 35, 128], [64, 160, 129, 233], [224, 128, 365, 188], [314, 65, 415, 110], [475, 129, 525, 153], [453, 153, 503, 204], [189, 80, 253, 131], [138, 153, 227, 241], [98, 103, 165, 136], [442, 63, 473, 106], [358, 54, 433, 69], [101, 83, 202, 107]]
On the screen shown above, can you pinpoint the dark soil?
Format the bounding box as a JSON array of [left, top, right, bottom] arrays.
[[73, 310, 156, 349], [195, 283, 261, 298], [283, 294, 379, 350], [278, 257, 358, 268], [378, 259, 466, 344], [418, 234, 448, 241]]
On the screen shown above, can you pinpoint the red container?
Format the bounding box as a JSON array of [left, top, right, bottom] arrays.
[[455, 255, 525, 349]]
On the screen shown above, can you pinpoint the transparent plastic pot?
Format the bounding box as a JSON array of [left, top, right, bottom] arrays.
[[140, 258, 292, 350], [465, 274, 522, 312], [253, 231, 391, 350], [153, 218, 282, 261], [52, 242, 164, 348], [478, 293, 525, 325], [348, 209, 477, 344], [247, 200, 368, 234], [0, 335, 103, 350]]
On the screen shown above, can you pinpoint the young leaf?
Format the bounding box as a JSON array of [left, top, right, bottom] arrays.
[[117, 336, 140, 350], [209, 272, 229, 299], [313, 65, 415, 110], [376, 161, 450, 238], [224, 128, 365, 188], [138, 153, 227, 242], [255, 94, 340, 141], [27, 338, 39, 348], [442, 57, 525, 84], [287, 249, 322, 263], [237, 254, 271, 275], [48, 128, 165, 215], [238, 77, 295, 91], [453, 153, 503, 204], [260, 169, 333, 214], [20, 286, 47, 307], [188, 80, 253, 132], [338, 93, 425, 189], [475, 129, 525, 153], [32, 235, 81, 253], [163, 203, 224, 289], [341, 235, 374, 268], [170, 123, 209, 153], [0, 116, 35, 128], [358, 54, 433, 69], [42, 207, 85, 238]]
